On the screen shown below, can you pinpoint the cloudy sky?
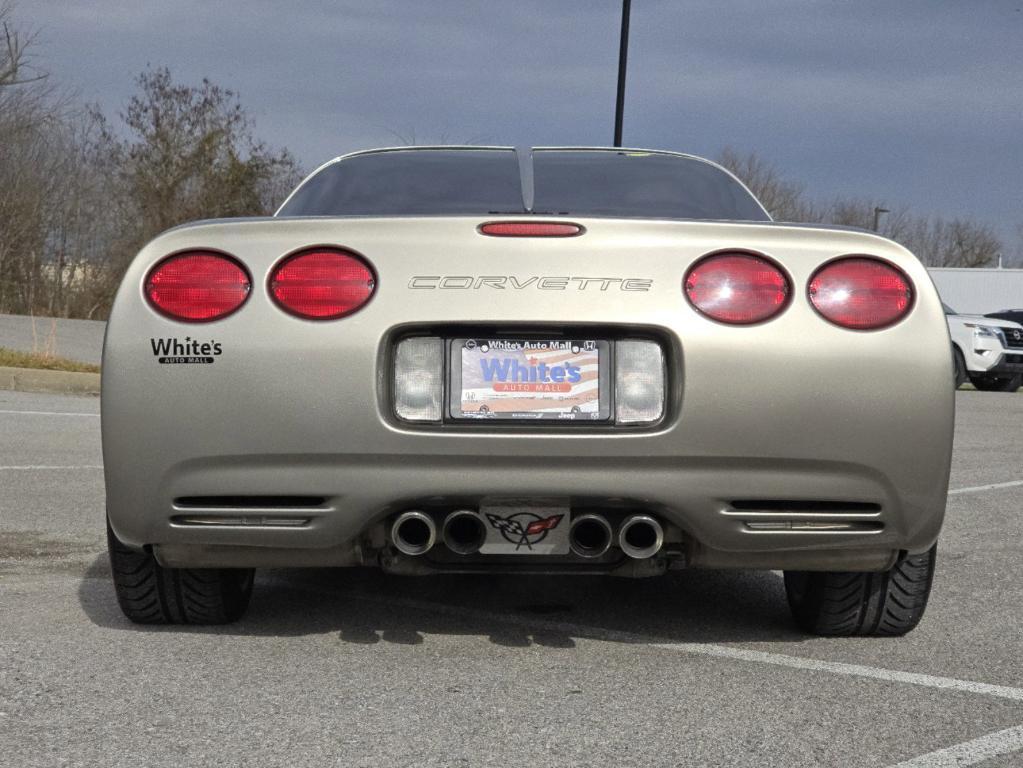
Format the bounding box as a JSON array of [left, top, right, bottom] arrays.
[[27, 0, 1023, 251]]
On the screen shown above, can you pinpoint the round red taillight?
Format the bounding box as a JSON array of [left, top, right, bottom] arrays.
[[145, 251, 251, 322], [808, 257, 913, 330], [684, 252, 790, 324], [269, 248, 376, 319]]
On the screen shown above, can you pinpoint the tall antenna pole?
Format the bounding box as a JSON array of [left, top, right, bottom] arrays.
[[613, 0, 631, 147]]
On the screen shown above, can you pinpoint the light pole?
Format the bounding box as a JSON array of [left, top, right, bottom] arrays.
[[872, 206, 890, 232], [613, 0, 632, 147]]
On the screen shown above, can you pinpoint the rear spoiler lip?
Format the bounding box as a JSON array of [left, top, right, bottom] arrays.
[[157, 214, 886, 244]]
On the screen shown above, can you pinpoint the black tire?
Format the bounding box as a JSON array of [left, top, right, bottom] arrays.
[[952, 346, 967, 388], [107, 520, 254, 624], [969, 373, 1022, 392], [784, 545, 936, 636]]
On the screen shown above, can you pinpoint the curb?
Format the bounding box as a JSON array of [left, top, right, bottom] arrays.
[[0, 366, 100, 396]]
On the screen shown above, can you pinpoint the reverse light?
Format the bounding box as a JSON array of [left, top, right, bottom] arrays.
[[270, 248, 376, 319], [394, 337, 444, 421], [808, 257, 913, 330], [144, 251, 251, 322], [479, 221, 582, 237], [684, 252, 790, 324], [614, 340, 666, 424]]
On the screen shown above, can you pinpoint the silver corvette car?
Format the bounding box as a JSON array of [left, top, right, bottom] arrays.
[[103, 147, 954, 635]]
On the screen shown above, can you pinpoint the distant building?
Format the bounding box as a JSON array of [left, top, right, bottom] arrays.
[[927, 268, 1023, 314]]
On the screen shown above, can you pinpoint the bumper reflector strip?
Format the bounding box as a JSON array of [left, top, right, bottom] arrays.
[[744, 520, 883, 533], [171, 516, 311, 528]]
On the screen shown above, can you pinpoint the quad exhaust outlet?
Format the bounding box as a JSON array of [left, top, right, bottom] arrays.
[[442, 510, 487, 555], [391, 510, 437, 556], [391, 509, 665, 560], [618, 515, 664, 559], [569, 514, 614, 558]]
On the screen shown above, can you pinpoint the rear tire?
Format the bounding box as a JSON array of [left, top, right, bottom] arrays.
[[784, 545, 936, 636], [969, 373, 1021, 392], [952, 347, 967, 388], [107, 520, 254, 624]]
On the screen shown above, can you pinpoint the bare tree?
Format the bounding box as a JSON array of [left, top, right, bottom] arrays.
[[0, 2, 57, 313], [0, 2, 44, 88], [717, 148, 1004, 268], [0, 51, 302, 316], [717, 147, 817, 221], [1012, 223, 1023, 268], [112, 68, 300, 230], [64, 68, 303, 316]]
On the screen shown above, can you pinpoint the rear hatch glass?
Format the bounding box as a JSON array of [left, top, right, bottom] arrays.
[[532, 150, 768, 221], [277, 148, 768, 222], [278, 149, 522, 216]]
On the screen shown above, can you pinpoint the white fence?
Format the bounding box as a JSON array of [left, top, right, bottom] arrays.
[[927, 268, 1023, 315]]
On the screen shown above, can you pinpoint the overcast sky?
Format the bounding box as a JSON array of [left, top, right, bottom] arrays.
[[28, 0, 1023, 251]]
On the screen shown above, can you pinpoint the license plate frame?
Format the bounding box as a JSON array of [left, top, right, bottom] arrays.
[[449, 337, 611, 422]]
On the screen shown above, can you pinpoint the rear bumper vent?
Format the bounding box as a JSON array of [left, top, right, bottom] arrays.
[[743, 520, 883, 533], [724, 500, 883, 535], [170, 495, 328, 529], [728, 500, 881, 513], [174, 495, 327, 508], [171, 515, 312, 528]]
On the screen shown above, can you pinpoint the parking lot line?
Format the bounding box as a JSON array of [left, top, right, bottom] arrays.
[[886, 723, 1023, 767], [0, 409, 98, 417], [948, 479, 1023, 495], [342, 592, 1023, 703]]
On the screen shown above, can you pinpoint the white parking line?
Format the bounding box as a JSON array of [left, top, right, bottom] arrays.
[[887, 724, 1023, 767], [948, 479, 1023, 495], [0, 465, 102, 471], [345, 593, 1023, 703], [0, 409, 98, 417]]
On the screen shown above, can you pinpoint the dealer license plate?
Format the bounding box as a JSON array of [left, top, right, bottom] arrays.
[[451, 338, 610, 421]]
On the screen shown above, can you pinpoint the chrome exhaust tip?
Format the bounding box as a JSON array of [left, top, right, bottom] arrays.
[[618, 515, 664, 559], [390, 511, 437, 556], [570, 514, 613, 559], [442, 510, 486, 555]]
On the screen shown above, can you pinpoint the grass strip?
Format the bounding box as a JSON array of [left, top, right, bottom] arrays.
[[0, 347, 100, 373]]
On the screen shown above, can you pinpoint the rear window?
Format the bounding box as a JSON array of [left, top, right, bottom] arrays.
[[277, 149, 523, 217], [532, 150, 768, 221], [278, 148, 768, 221]]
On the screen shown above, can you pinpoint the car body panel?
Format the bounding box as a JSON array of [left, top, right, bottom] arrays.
[[103, 210, 954, 572]]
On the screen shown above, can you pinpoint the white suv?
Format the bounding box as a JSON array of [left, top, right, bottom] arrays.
[[945, 303, 1023, 391]]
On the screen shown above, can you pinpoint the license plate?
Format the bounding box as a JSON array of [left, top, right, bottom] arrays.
[[451, 338, 610, 421], [478, 502, 571, 555]]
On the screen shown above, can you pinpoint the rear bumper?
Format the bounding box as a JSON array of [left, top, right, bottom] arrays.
[[112, 449, 940, 572], [103, 327, 954, 571]]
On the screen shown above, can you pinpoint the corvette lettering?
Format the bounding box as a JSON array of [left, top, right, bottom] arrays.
[[409, 276, 652, 291]]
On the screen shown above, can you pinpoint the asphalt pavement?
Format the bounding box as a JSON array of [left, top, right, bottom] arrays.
[[1, 389, 1022, 767]]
